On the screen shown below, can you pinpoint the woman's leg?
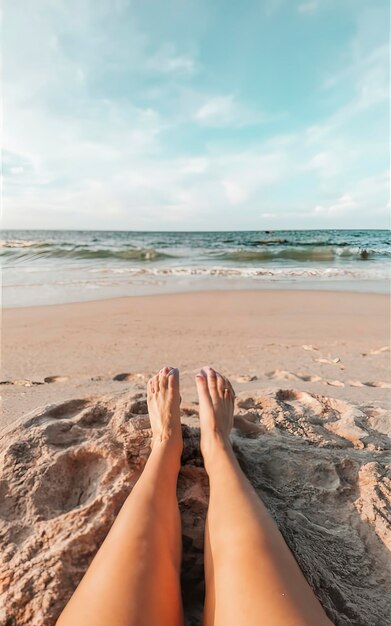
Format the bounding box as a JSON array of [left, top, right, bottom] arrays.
[[196, 367, 333, 626], [57, 366, 184, 626]]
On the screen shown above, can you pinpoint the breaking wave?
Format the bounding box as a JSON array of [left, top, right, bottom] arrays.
[[215, 247, 388, 262], [1, 245, 173, 262]]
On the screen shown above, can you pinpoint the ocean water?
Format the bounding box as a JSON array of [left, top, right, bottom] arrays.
[[1, 230, 390, 306]]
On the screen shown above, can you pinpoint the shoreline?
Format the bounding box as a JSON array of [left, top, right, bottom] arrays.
[[4, 227, 389, 307], [3, 278, 390, 309], [4, 286, 389, 313]]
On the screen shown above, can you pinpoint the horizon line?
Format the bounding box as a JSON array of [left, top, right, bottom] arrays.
[[2, 227, 389, 233]]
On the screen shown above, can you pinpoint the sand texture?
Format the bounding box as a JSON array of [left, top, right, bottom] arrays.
[[1, 290, 390, 424], [1, 290, 390, 624], [1, 386, 390, 626]]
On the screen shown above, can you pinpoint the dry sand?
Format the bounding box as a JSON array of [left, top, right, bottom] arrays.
[[1, 290, 390, 625], [1, 290, 390, 424]]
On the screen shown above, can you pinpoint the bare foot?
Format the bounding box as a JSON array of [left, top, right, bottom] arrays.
[[195, 366, 235, 462], [147, 366, 183, 454]]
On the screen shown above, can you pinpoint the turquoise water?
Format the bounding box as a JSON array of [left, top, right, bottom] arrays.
[[1, 230, 390, 306]]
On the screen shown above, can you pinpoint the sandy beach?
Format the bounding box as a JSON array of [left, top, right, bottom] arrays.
[[2, 289, 390, 424], [3, 0, 390, 621], [1, 289, 390, 625]]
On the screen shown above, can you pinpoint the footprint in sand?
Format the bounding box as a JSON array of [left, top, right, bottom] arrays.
[[361, 346, 390, 357], [1, 379, 44, 387], [348, 380, 391, 389], [1, 377, 68, 385], [315, 357, 341, 365], [33, 451, 108, 520], [266, 369, 322, 383], [265, 370, 390, 390], [235, 374, 258, 383], [363, 381, 391, 389], [44, 376, 69, 383], [113, 372, 147, 382], [370, 346, 390, 355]]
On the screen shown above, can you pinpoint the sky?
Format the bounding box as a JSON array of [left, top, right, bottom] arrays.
[[3, 0, 390, 231]]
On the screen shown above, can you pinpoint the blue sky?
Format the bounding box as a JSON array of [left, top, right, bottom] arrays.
[[3, 0, 390, 230]]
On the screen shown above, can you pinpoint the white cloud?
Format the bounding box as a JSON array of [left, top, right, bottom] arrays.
[[313, 194, 357, 216], [194, 95, 264, 128], [2, 0, 389, 230], [306, 45, 388, 153], [267, 0, 319, 14], [178, 158, 208, 175], [147, 44, 198, 75], [222, 180, 247, 205], [321, 42, 388, 98], [304, 151, 338, 177], [9, 166, 24, 175], [75, 67, 85, 82], [298, 2, 318, 14], [302, 144, 359, 179], [195, 95, 236, 126], [264, 0, 285, 16], [309, 171, 389, 222]]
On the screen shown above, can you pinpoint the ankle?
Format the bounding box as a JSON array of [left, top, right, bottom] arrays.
[[201, 432, 233, 471], [152, 431, 183, 448], [150, 438, 182, 471]]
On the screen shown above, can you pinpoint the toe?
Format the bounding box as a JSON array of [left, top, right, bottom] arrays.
[[205, 367, 218, 391], [153, 374, 160, 393], [196, 368, 207, 386], [217, 373, 226, 397], [159, 366, 170, 389], [196, 369, 213, 403], [167, 367, 180, 392], [196, 369, 208, 386], [205, 367, 223, 406]]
